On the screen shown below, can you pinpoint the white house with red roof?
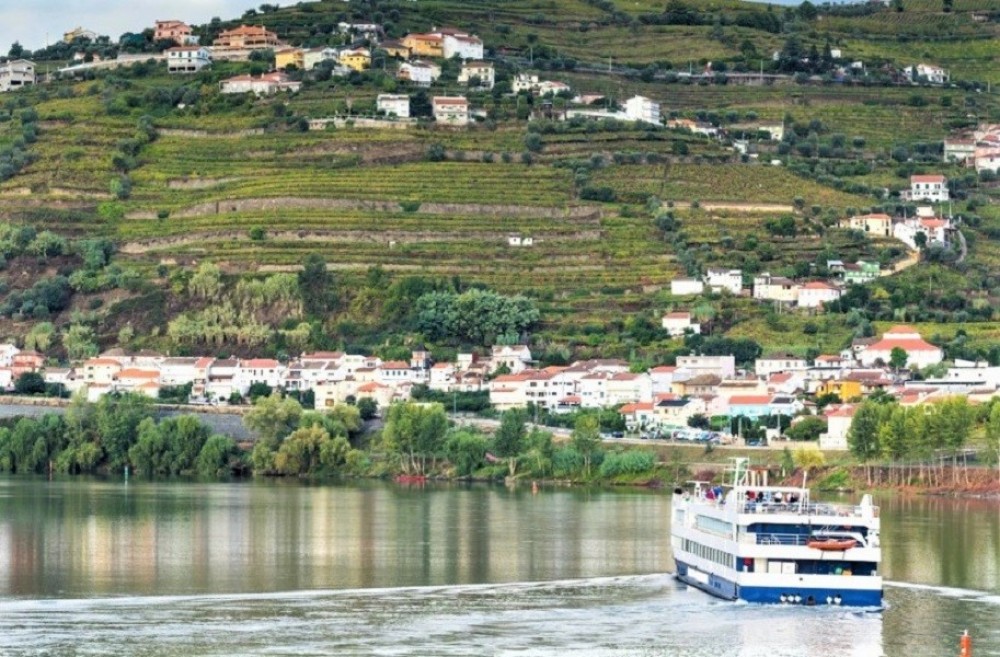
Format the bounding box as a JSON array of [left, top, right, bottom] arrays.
[[893, 215, 953, 250], [432, 96, 470, 125], [619, 402, 655, 431], [661, 311, 700, 337], [797, 281, 842, 308], [821, 404, 856, 450], [489, 372, 531, 410], [116, 368, 161, 397], [858, 325, 943, 369], [908, 174, 949, 202], [377, 360, 421, 385]]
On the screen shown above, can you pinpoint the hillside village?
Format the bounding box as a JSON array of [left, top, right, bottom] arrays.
[[0, 1, 999, 461], [0, 320, 987, 454]]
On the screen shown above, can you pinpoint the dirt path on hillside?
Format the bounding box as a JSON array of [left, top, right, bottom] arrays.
[[667, 202, 794, 213], [885, 248, 920, 275], [119, 229, 603, 254]]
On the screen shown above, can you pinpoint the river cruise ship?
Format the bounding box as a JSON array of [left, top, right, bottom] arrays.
[[671, 458, 882, 607]]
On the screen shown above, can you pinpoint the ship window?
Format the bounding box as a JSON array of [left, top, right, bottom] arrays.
[[696, 515, 733, 537]]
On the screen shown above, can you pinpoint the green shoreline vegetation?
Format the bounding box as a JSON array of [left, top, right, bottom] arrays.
[[1, 391, 997, 495]]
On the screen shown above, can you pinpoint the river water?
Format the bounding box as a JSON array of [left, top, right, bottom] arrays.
[[0, 478, 996, 656]]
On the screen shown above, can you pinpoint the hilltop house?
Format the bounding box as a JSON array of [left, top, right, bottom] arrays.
[[165, 46, 211, 73], [154, 20, 198, 46], [398, 60, 441, 86], [0, 60, 35, 93], [458, 61, 495, 89], [908, 174, 949, 202], [661, 312, 700, 337], [432, 96, 469, 125], [213, 25, 281, 50], [377, 94, 410, 118], [64, 27, 99, 43]]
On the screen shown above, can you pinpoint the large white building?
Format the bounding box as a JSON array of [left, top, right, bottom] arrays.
[[705, 268, 743, 295], [377, 94, 410, 118], [165, 46, 211, 73], [442, 33, 484, 60], [624, 95, 661, 125], [797, 281, 842, 309], [0, 59, 36, 92]]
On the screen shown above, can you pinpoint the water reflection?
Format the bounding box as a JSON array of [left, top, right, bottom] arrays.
[[0, 479, 673, 597], [0, 479, 998, 656]]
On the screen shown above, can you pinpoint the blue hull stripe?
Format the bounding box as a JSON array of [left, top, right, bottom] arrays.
[[675, 560, 882, 607]]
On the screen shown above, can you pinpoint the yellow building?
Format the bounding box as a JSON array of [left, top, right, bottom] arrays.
[[817, 379, 862, 402], [381, 40, 411, 59], [339, 48, 371, 72], [275, 47, 304, 70], [402, 33, 443, 58]]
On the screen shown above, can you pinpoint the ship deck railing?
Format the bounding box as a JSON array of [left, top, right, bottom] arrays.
[[754, 532, 811, 546], [735, 501, 878, 518]]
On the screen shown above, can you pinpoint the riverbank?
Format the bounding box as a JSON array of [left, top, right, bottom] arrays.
[[779, 464, 1000, 499]]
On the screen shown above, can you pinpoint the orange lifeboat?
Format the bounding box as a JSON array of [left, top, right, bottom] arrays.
[[807, 537, 857, 551]]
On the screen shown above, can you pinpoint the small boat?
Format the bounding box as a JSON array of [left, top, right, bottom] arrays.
[[807, 537, 858, 551], [394, 474, 427, 485]]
